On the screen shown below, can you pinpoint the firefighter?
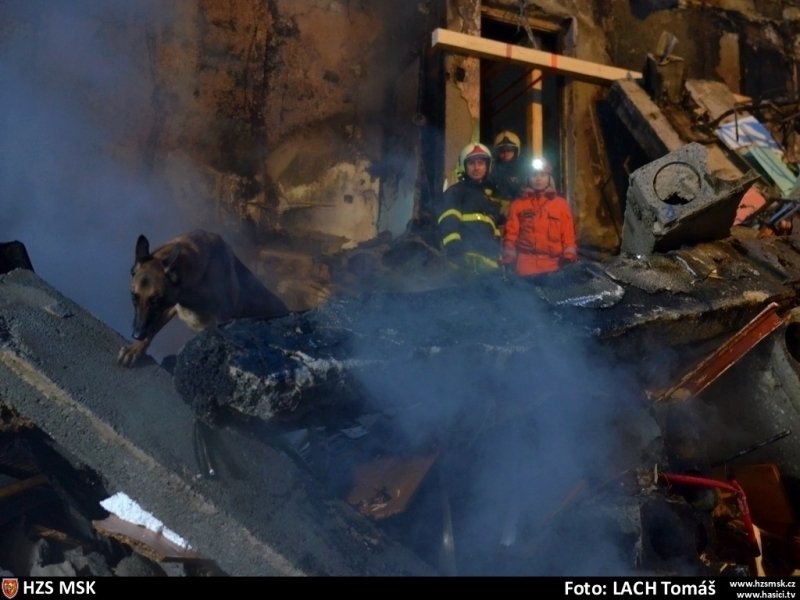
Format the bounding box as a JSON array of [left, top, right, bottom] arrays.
[[437, 142, 504, 274], [487, 129, 524, 213], [501, 157, 577, 277]]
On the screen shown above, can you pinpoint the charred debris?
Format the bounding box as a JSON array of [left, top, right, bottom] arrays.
[[4, 45, 800, 579]]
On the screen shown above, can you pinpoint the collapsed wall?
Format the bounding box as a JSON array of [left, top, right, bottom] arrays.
[[0, 268, 433, 576]]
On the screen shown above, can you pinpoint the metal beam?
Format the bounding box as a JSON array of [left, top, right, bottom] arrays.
[[653, 302, 785, 403], [431, 28, 641, 86]]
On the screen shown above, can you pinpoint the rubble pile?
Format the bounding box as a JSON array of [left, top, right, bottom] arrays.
[[3, 3, 800, 575]]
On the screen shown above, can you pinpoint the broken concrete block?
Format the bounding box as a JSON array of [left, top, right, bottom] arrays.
[[621, 143, 758, 257], [0, 268, 434, 576], [172, 283, 565, 435]]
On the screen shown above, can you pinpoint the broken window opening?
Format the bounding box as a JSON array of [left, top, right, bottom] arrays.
[[479, 16, 563, 185]]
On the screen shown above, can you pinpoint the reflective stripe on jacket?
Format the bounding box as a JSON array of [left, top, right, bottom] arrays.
[[437, 178, 504, 269], [502, 189, 577, 276]]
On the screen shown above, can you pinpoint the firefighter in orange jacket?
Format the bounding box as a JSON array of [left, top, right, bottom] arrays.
[[501, 157, 577, 277]]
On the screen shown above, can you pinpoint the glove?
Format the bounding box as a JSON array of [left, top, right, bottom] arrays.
[[562, 251, 578, 265]]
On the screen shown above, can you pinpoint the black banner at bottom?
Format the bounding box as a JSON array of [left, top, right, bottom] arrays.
[[0, 576, 797, 598]]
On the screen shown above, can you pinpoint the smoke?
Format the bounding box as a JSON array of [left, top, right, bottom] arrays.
[[0, 1, 662, 575], [349, 280, 656, 575], [0, 1, 197, 359]]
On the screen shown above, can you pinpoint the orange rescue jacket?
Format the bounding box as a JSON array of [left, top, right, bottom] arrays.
[[502, 189, 577, 276]]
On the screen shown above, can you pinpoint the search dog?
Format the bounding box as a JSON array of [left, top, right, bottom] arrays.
[[118, 229, 288, 366]]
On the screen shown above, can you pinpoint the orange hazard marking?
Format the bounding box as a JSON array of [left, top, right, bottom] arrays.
[[506, 43, 512, 59], [550, 53, 558, 68]]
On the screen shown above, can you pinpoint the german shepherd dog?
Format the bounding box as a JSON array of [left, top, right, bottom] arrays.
[[117, 229, 289, 367]]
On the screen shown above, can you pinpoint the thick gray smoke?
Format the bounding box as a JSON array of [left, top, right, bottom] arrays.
[[1, 1, 660, 576], [0, 1, 196, 359], [348, 280, 654, 575]]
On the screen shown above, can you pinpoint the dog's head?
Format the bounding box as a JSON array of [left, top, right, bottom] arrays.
[[129, 234, 181, 340]]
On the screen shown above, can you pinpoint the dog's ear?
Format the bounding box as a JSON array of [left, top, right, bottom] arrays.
[[163, 245, 181, 285], [135, 235, 150, 264]]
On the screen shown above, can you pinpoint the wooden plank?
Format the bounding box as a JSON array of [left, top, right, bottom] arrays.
[[432, 28, 641, 86], [480, 6, 562, 34], [30, 524, 82, 548], [0, 474, 48, 500], [93, 514, 207, 563], [685, 79, 739, 122], [706, 145, 749, 181]]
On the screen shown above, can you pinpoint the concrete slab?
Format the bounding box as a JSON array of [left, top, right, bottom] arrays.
[[0, 268, 433, 576], [608, 79, 683, 159]]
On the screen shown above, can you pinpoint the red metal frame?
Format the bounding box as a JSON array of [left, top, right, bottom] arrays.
[[655, 302, 785, 403]]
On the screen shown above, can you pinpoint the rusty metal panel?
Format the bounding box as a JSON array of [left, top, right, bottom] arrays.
[[654, 302, 785, 403], [347, 453, 438, 520]]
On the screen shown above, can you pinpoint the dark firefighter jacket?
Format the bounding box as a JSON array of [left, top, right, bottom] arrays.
[[501, 188, 577, 276], [488, 159, 524, 203], [437, 178, 504, 272]]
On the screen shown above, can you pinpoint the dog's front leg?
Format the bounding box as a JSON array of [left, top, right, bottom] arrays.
[[117, 306, 177, 367], [117, 339, 152, 367]]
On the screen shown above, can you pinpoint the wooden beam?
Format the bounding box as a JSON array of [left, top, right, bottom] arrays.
[[528, 69, 543, 156], [93, 514, 207, 563], [480, 6, 562, 34], [432, 28, 641, 86], [0, 474, 48, 500]]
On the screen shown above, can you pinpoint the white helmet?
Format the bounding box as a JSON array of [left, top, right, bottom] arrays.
[[493, 130, 521, 158], [459, 142, 493, 170]]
